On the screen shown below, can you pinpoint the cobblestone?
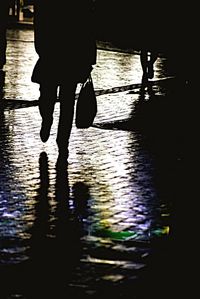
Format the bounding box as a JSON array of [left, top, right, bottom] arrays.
[[0, 28, 189, 298]]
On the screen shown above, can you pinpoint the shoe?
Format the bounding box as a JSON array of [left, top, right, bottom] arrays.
[[40, 117, 53, 143]]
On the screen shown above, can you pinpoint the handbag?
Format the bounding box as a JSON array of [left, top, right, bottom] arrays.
[[75, 74, 97, 129]]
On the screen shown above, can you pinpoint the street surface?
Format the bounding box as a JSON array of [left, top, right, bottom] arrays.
[[0, 28, 189, 298]]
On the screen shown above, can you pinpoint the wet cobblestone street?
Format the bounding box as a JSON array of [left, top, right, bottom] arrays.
[[0, 28, 189, 298]]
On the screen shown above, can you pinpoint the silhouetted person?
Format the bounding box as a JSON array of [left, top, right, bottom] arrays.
[[0, 1, 10, 70], [31, 0, 97, 159], [140, 49, 158, 82], [134, 3, 160, 83], [138, 3, 159, 82]]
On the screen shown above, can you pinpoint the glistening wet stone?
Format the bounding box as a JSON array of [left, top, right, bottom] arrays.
[[0, 27, 182, 298]]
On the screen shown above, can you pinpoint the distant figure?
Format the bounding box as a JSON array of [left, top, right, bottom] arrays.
[[140, 49, 158, 82], [31, 0, 97, 159], [135, 2, 159, 83], [0, 1, 10, 70]]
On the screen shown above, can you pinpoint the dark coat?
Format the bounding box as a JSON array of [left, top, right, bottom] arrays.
[[31, 0, 97, 84]]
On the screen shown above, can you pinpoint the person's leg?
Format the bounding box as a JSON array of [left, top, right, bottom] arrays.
[[39, 84, 58, 142], [140, 49, 148, 75], [0, 3, 10, 69], [56, 82, 77, 154], [147, 51, 158, 79], [0, 27, 7, 69]]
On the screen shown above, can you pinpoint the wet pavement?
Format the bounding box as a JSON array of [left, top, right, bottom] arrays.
[[0, 28, 191, 298]]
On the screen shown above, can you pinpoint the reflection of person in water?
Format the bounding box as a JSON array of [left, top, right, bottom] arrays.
[[26, 152, 84, 297], [72, 181, 90, 220]]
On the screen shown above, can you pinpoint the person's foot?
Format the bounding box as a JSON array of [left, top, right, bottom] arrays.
[[40, 117, 53, 143]]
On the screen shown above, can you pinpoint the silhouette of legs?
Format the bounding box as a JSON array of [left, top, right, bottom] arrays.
[[140, 49, 158, 81], [56, 82, 77, 154], [38, 84, 57, 142], [38, 81, 77, 160]]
